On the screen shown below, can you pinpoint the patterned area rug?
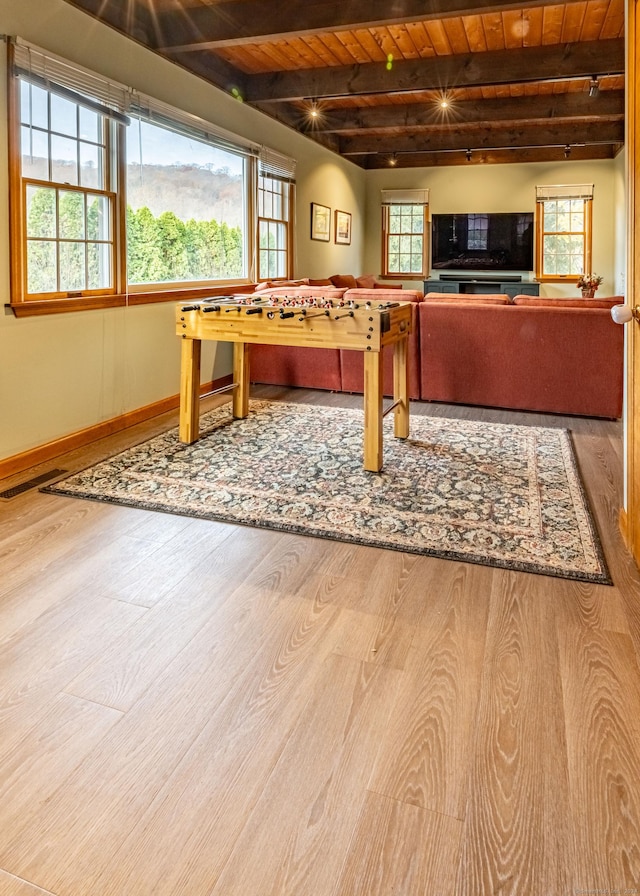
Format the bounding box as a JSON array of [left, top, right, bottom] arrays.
[[43, 400, 610, 584]]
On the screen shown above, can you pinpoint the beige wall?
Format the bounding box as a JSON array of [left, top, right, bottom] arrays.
[[364, 158, 625, 299], [0, 0, 366, 462]]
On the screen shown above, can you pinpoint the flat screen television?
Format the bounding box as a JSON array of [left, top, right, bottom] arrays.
[[431, 212, 534, 273]]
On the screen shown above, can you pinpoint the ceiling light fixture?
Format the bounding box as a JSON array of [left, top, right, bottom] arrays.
[[564, 144, 572, 159], [588, 76, 600, 98], [466, 149, 472, 162], [388, 152, 398, 167]]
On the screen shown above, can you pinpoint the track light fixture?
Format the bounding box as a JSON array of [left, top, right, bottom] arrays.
[[588, 76, 600, 98], [564, 144, 571, 159], [436, 90, 452, 111], [388, 152, 398, 167], [303, 99, 322, 124], [466, 149, 472, 162]]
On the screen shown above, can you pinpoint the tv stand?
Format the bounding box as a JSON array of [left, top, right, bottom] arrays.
[[424, 276, 539, 298]]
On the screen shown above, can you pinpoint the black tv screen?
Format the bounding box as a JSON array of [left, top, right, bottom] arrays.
[[431, 212, 534, 272]]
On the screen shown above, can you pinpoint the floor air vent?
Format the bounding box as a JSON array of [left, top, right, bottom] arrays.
[[0, 469, 68, 499]]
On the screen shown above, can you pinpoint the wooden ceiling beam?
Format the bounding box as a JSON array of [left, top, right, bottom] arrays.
[[357, 143, 619, 168], [157, 48, 249, 95], [59, 0, 626, 170], [154, 0, 590, 51], [245, 39, 624, 103], [59, 0, 157, 43], [310, 90, 625, 132], [339, 119, 624, 154]]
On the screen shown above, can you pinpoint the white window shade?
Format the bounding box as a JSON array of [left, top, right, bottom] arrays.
[[129, 94, 260, 158], [11, 36, 263, 157], [381, 189, 429, 205], [11, 37, 130, 124], [535, 184, 594, 200], [259, 148, 296, 182]]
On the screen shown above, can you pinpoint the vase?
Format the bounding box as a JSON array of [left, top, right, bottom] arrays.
[[581, 288, 596, 298]]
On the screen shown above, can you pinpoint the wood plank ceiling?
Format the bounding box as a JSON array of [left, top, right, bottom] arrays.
[[61, 0, 625, 168]]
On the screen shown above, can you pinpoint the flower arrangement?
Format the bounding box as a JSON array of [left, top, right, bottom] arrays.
[[576, 273, 603, 291]]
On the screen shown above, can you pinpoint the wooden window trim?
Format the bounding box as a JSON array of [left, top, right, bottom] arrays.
[[8, 283, 255, 318], [7, 49, 260, 317], [381, 204, 429, 280], [21, 177, 119, 301], [534, 196, 593, 283], [8, 52, 125, 313], [257, 176, 294, 282]]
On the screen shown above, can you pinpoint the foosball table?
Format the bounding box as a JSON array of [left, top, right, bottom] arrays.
[[176, 294, 412, 472]]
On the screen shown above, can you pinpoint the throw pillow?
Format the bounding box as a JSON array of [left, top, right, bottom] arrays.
[[356, 274, 376, 289], [330, 274, 358, 289]]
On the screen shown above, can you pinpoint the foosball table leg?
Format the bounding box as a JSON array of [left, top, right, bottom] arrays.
[[393, 336, 410, 440], [232, 342, 250, 419], [363, 350, 384, 472], [179, 337, 201, 444]]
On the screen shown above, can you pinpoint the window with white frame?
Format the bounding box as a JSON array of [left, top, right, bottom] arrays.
[[535, 184, 594, 281], [381, 190, 430, 278]]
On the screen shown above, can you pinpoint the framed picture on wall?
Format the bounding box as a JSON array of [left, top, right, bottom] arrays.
[[334, 209, 352, 245], [310, 202, 331, 241]]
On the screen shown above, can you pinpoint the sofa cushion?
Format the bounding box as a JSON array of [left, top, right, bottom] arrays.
[[254, 278, 309, 291], [253, 286, 346, 300], [330, 273, 358, 289], [355, 274, 377, 288], [513, 295, 622, 308], [423, 294, 510, 305], [374, 282, 403, 289], [424, 293, 511, 307], [308, 278, 333, 286], [344, 288, 423, 303]]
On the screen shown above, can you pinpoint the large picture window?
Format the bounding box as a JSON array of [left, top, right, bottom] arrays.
[[535, 184, 593, 281], [126, 117, 246, 287], [381, 190, 430, 279]]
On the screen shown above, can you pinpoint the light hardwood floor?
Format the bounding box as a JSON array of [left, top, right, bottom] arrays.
[[2, 385, 640, 896]]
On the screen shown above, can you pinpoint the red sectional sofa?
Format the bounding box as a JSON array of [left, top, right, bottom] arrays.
[[247, 286, 625, 419], [418, 294, 624, 418], [247, 285, 423, 398]]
